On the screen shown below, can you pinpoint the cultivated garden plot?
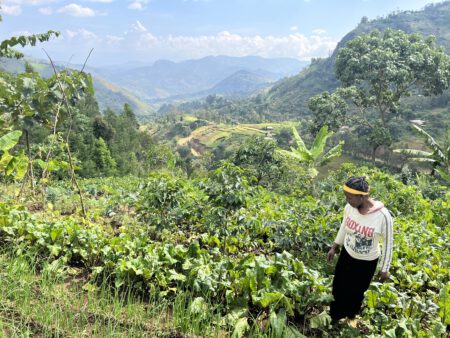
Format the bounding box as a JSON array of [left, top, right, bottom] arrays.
[[0, 164, 449, 337]]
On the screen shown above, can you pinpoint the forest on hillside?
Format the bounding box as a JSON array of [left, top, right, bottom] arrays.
[[0, 9, 449, 338]]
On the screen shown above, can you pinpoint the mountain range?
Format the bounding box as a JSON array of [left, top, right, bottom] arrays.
[[89, 55, 308, 102]]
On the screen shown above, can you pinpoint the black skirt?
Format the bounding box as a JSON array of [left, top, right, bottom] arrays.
[[330, 246, 378, 320]]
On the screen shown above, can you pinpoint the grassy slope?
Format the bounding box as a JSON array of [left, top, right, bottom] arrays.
[[0, 251, 224, 337]]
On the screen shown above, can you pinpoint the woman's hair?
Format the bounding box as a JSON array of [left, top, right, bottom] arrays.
[[345, 176, 369, 193]]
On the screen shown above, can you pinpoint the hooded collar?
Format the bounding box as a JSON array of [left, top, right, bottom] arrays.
[[354, 200, 384, 215]]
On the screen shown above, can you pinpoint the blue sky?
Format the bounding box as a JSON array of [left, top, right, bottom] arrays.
[[0, 0, 445, 66]]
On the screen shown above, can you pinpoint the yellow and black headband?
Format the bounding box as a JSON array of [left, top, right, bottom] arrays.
[[343, 184, 369, 195]]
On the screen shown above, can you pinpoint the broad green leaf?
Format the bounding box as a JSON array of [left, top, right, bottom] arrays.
[[309, 311, 331, 329], [412, 124, 446, 162], [291, 127, 308, 153], [5, 150, 28, 179], [311, 126, 331, 159], [224, 307, 248, 325], [408, 157, 437, 163], [269, 309, 287, 337], [168, 269, 186, 282], [0, 130, 22, 152], [319, 141, 344, 166], [366, 290, 378, 308], [13, 150, 28, 179], [432, 321, 446, 337], [189, 297, 208, 315], [435, 167, 450, 183], [254, 291, 284, 308], [231, 317, 249, 338], [50, 228, 63, 242], [285, 325, 307, 338], [35, 159, 46, 169], [383, 328, 397, 338], [0, 151, 12, 170]]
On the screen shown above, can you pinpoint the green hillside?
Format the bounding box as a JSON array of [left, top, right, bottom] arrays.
[[264, 1, 450, 120], [92, 76, 154, 117]]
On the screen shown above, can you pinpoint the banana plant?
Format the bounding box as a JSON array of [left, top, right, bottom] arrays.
[[0, 130, 28, 180], [278, 126, 344, 177], [394, 124, 450, 183]]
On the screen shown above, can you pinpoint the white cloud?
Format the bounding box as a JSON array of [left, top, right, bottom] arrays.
[[132, 21, 148, 32], [128, 2, 144, 10], [57, 3, 95, 17], [106, 35, 124, 44], [312, 29, 327, 35], [121, 27, 338, 61], [65, 28, 99, 41], [84, 0, 114, 2], [39, 7, 53, 15], [0, 0, 57, 15], [0, 5, 22, 15], [26, 22, 337, 64], [128, 0, 150, 10], [290, 26, 298, 32]]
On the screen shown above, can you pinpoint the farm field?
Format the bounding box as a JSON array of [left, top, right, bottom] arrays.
[[177, 122, 297, 156], [0, 166, 448, 337]]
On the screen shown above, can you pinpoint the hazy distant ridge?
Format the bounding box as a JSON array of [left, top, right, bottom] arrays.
[[93, 55, 308, 101]]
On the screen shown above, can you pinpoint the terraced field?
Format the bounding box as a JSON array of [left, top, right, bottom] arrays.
[[177, 122, 296, 156]]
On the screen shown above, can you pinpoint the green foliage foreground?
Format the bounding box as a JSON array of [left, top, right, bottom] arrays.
[[0, 164, 449, 337]]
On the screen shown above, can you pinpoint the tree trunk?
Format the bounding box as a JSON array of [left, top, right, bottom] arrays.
[[24, 129, 36, 195], [380, 110, 386, 128], [372, 146, 378, 167]]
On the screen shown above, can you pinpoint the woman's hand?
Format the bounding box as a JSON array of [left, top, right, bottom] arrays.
[[378, 271, 389, 282], [327, 246, 337, 263]]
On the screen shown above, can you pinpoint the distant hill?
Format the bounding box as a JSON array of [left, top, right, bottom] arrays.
[[154, 69, 279, 104], [210, 69, 277, 95], [0, 57, 154, 117], [93, 55, 308, 102], [264, 1, 450, 119], [91, 76, 154, 116]]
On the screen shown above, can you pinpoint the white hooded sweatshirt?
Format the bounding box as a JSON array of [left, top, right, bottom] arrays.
[[334, 202, 393, 272]]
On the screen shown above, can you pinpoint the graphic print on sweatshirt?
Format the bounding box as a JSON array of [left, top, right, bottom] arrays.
[[344, 216, 375, 255]]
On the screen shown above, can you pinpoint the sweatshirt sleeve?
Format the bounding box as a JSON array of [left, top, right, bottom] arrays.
[[379, 208, 394, 272], [334, 204, 348, 245]]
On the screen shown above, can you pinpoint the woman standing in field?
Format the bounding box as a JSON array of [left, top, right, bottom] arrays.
[[327, 176, 393, 323]]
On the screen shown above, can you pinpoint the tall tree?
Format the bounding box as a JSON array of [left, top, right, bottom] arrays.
[[93, 137, 116, 177], [335, 29, 450, 127]]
